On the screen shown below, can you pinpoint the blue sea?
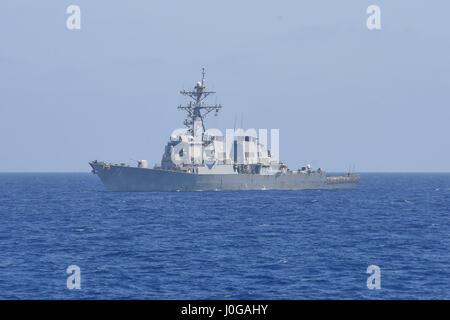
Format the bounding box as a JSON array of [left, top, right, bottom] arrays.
[[0, 173, 448, 299]]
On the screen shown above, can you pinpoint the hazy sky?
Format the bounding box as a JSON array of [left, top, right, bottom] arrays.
[[0, 0, 449, 172]]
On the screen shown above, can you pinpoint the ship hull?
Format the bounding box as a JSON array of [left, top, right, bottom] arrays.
[[90, 163, 360, 192]]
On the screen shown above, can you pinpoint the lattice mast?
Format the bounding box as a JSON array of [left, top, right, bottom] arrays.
[[178, 68, 222, 139]]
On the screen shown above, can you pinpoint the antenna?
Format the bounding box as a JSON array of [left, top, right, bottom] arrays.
[[201, 67, 206, 86], [178, 68, 223, 137]]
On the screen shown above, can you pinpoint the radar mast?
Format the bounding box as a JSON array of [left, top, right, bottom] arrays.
[[178, 68, 222, 139]]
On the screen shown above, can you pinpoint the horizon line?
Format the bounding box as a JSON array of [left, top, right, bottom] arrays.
[[1, 171, 450, 174]]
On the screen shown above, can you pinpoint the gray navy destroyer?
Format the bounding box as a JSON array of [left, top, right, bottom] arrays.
[[90, 69, 360, 191]]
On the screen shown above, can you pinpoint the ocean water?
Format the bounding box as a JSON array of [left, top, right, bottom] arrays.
[[0, 173, 448, 299]]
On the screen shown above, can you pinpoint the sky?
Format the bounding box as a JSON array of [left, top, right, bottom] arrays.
[[0, 0, 449, 172]]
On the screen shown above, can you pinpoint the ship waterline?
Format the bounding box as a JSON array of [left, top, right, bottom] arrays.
[[90, 162, 360, 192]]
